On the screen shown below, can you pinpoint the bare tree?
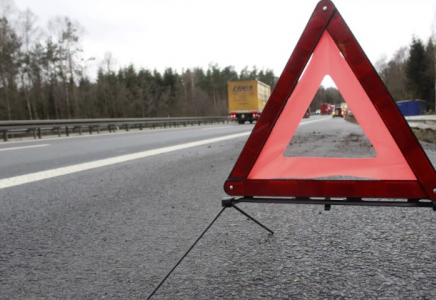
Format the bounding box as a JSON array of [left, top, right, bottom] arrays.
[[17, 9, 40, 119], [48, 16, 84, 118], [0, 17, 20, 120]]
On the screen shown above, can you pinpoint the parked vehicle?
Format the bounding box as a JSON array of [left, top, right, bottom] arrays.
[[340, 102, 349, 116], [320, 103, 333, 115], [332, 107, 343, 118], [396, 99, 427, 116], [227, 80, 271, 124], [315, 109, 321, 114]]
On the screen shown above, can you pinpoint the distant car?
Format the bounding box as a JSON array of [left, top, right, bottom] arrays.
[[315, 109, 321, 115], [303, 109, 310, 118], [332, 107, 343, 118]]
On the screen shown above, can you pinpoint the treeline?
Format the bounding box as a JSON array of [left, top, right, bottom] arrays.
[[376, 37, 435, 110], [0, 0, 435, 120], [93, 64, 276, 119], [311, 86, 345, 110], [0, 2, 276, 120]]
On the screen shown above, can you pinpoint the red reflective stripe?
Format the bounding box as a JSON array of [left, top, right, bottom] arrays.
[[225, 180, 426, 199]]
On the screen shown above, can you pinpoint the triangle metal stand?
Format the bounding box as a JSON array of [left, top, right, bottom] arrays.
[[146, 197, 273, 299], [230, 196, 436, 211]]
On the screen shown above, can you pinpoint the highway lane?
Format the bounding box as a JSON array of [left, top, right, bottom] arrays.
[[2, 115, 436, 299], [0, 120, 261, 299], [0, 123, 253, 180], [0, 116, 329, 181]]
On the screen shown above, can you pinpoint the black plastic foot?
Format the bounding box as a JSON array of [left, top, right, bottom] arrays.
[[222, 197, 235, 207]]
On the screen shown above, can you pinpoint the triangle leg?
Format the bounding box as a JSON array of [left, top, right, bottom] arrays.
[[222, 197, 274, 235]]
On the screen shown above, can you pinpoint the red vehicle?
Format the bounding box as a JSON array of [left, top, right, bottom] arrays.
[[320, 103, 333, 115]]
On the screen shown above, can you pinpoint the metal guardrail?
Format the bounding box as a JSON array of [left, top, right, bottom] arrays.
[[405, 115, 436, 130], [1, 115, 434, 142], [0, 117, 235, 142]]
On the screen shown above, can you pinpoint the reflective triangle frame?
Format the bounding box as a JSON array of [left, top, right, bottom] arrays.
[[224, 0, 436, 201]]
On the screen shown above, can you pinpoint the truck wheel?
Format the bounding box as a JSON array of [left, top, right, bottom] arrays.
[[249, 120, 253, 124]]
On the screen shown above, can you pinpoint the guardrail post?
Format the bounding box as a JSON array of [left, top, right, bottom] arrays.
[[33, 129, 36, 139], [57, 127, 61, 137], [89, 126, 92, 135], [38, 128, 41, 139], [125, 124, 129, 132], [2, 130, 7, 142], [97, 126, 100, 134], [66, 126, 69, 137], [139, 124, 143, 130]]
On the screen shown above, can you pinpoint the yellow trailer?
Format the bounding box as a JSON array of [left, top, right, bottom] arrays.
[[227, 80, 271, 124]]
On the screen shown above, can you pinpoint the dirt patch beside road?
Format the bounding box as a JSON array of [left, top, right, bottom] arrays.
[[284, 120, 376, 158]]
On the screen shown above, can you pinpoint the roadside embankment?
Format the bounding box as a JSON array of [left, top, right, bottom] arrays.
[[345, 114, 436, 144]]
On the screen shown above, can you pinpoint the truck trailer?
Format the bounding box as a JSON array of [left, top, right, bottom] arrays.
[[227, 80, 271, 124], [320, 103, 333, 115], [396, 99, 427, 116]]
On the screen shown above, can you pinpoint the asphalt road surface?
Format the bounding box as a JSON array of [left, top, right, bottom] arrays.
[[1, 116, 436, 299]]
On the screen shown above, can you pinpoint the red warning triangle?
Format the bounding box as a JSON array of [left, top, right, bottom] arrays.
[[224, 0, 436, 200]]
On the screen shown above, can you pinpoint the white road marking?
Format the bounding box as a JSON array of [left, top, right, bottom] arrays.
[[299, 117, 331, 126], [0, 132, 251, 190], [0, 144, 50, 152], [202, 126, 234, 130]]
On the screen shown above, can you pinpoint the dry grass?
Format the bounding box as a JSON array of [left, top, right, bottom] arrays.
[[412, 128, 436, 144]]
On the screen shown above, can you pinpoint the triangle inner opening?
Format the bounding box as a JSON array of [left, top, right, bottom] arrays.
[[283, 75, 376, 158]]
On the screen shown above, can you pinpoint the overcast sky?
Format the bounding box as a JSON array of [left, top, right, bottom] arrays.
[[12, 0, 436, 78]]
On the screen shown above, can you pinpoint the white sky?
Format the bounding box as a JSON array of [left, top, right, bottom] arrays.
[[12, 0, 436, 78]]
